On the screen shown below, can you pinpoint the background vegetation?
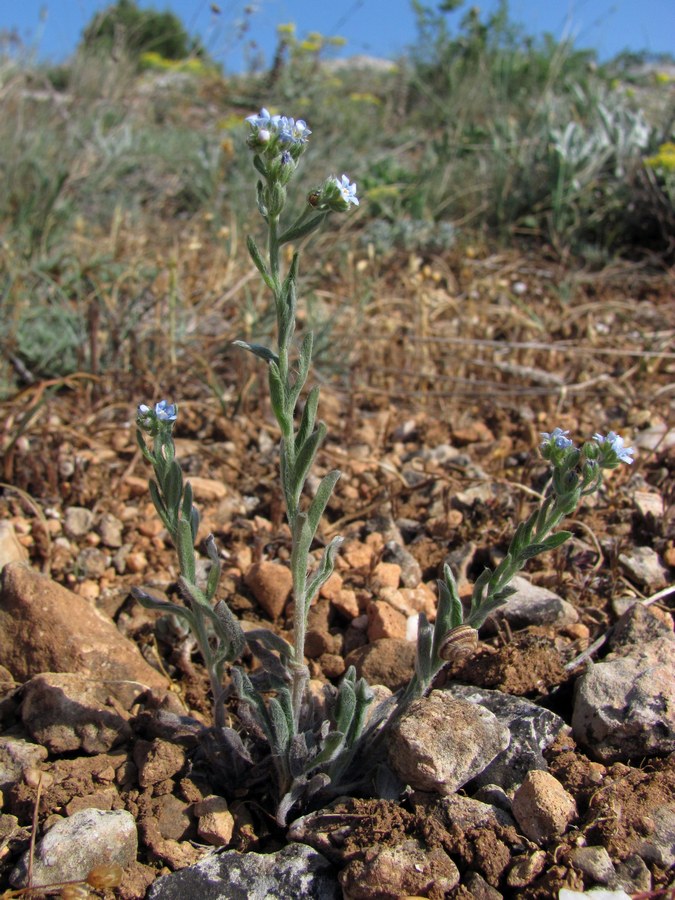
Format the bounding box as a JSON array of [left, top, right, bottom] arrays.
[[0, 0, 673, 397]]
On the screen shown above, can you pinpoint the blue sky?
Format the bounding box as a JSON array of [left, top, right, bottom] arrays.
[[3, 1, 674, 72]]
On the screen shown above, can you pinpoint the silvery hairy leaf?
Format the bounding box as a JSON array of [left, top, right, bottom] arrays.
[[232, 340, 280, 366]]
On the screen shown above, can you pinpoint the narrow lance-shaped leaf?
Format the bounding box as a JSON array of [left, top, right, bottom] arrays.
[[415, 614, 434, 684], [305, 469, 340, 540], [289, 332, 314, 410], [204, 536, 222, 601], [213, 600, 246, 659], [346, 678, 374, 746], [466, 585, 517, 629], [296, 385, 319, 453], [278, 212, 329, 245], [334, 680, 356, 734], [305, 535, 343, 608], [304, 731, 344, 772], [163, 460, 183, 518], [268, 362, 289, 433], [268, 697, 291, 756], [246, 234, 275, 292], [181, 481, 194, 527], [136, 428, 154, 464], [245, 627, 295, 660], [470, 567, 493, 615], [432, 564, 463, 661], [176, 518, 196, 584], [255, 179, 268, 219], [291, 423, 327, 510], [232, 340, 280, 366], [278, 267, 298, 351], [148, 480, 173, 533], [131, 586, 197, 631]]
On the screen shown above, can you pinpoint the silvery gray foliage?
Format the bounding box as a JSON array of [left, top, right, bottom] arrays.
[[133, 112, 634, 825]]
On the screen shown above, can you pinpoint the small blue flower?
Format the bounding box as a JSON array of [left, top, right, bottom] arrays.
[[155, 400, 177, 422], [335, 174, 359, 207], [246, 108, 275, 129], [540, 427, 573, 450], [593, 431, 634, 464], [277, 116, 311, 144]]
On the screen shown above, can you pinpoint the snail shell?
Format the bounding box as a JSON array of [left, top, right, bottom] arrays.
[[439, 624, 479, 662]]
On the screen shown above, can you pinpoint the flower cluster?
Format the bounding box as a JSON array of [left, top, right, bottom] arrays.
[[137, 400, 177, 435], [540, 427, 574, 450], [593, 430, 635, 466], [308, 174, 359, 212], [540, 426, 634, 470], [246, 108, 312, 146]]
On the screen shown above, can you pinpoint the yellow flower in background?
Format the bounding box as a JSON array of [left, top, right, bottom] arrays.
[[349, 93, 382, 106], [645, 142, 675, 173]]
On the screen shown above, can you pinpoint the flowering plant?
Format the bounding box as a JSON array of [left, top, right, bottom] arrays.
[[133, 109, 634, 824]]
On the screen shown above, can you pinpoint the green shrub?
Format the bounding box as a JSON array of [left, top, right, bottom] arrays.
[[80, 0, 206, 62]]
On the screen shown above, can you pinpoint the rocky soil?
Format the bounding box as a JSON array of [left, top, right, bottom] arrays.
[[0, 254, 673, 899]]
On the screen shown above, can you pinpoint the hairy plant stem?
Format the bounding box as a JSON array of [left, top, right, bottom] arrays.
[[267, 210, 310, 730]]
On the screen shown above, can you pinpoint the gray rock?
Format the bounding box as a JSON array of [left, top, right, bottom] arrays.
[[634, 804, 675, 868], [387, 691, 510, 795], [21, 673, 132, 753], [63, 506, 94, 538], [612, 854, 652, 893], [445, 684, 568, 791], [609, 602, 675, 653], [147, 842, 340, 899], [618, 546, 669, 591], [569, 846, 616, 884], [464, 871, 504, 899], [632, 490, 664, 521], [76, 546, 110, 579], [98, 513, 124, 548], [382, 541, 422, 588], [482, 575, 578, 634], [453, 482, 496, 509], [471, 784, 513, 814], [572, 638, 675, 762], [0, 736, 48, 792], [10, 808, 137, 887], [633, 423, 675, 451], [428, 794, 515, 830]]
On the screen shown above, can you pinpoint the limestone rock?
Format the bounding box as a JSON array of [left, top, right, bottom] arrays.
[[338, 838, 459, 898], [134, 739, 186, 787], [619, 546, 669, 591], [482, 575, 578, 634], [344, 639, 415, 692], [0, 736, 48, 792], [445, 684, 568, 791], [10, 808, 137, 888], [512, 770, 577, 844], [572, 638, 675, 762], [21, 673, 133, 753], [0, 522, 29, 571], [0, 562, 169, 694], [244, 561, 292, 619], [388, 691, 510, 795], [146, 842, 339, 899]]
